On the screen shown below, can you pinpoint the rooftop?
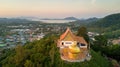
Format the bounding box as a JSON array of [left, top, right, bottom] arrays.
[[60, 27, 88, 45]]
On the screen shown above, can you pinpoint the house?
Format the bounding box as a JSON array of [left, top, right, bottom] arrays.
[[112, 39, 120, 45], [57, 27, 91, 62]]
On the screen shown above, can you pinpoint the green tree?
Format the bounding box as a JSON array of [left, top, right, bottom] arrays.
[[77, 26, 89, 43], [0, 36, 112, 67], [91, 35, 108, 52], [14, 45, 26, 66], [24, 60, 33, 67], [94, 35, 108, 47]]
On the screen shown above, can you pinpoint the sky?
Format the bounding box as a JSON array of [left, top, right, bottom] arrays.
[[0, 0, 120, 18]]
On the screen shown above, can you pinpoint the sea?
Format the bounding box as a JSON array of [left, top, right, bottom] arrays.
[[34, 19, 76, 23], [40, 20, 76, 23]]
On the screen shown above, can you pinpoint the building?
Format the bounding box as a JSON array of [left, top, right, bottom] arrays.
[[112, 39, 120, 45], [0, 42, 7, 48], [57, 27, 91, 62]]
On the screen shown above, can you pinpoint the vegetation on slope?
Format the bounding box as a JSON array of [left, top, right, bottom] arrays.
[[91, 34, 120, 65], [88, 13, 120, 29], [87, 13, 120, 38], [0, 35, 112, 67]]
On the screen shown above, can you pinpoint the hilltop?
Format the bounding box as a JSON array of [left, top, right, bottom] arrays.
[[86, 13, 120, 38], [89, 13, 120, 29], [0, 36, 112, 67]]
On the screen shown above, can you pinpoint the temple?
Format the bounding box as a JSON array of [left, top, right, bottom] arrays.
[[57, 27, 91, 62]]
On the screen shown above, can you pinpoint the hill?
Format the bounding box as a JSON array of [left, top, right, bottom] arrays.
[[64, 17, 79, 20], [0, 36, 112, 67], [89, 13, 120, 28], [87, 13, 120, 38], [72, 17, 98, 24], [0, 18, 29, 23]]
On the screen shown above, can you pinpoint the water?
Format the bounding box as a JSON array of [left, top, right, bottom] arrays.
[[39, 20, 76, 23]]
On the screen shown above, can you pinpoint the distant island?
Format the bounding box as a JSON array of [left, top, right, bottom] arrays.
[[63, 17, 79, 20], [41, 17, 79, 20]]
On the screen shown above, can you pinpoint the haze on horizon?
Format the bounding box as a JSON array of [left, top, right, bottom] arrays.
[[0, 0, 120, 18]]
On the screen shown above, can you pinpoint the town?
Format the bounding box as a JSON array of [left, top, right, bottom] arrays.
[[0, 19, 73, 49]]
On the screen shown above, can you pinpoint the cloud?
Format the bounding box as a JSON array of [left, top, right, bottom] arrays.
[[91, 0, 96, 5]]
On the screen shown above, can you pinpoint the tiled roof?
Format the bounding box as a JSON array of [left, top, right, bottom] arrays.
[[60, 27, 73, 40], [60, 27, 88, 45]]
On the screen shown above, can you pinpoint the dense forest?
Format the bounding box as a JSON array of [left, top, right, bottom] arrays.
[[0, 35, 112, 67]]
